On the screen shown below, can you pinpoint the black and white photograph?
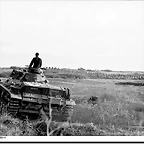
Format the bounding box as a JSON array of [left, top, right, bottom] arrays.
[[0, 0, 144, 141]]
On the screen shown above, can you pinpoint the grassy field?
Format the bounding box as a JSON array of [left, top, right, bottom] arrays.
[[0, 68, 144, 136], [49, 78, 144, 125]]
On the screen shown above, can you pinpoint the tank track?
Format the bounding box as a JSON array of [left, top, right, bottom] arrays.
[[0, 88, 20, 116]]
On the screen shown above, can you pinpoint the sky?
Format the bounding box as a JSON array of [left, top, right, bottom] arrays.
[[0, 0, 144, 71]]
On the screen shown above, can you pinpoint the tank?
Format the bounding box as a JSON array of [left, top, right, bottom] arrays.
[[0, 68, 76, 122]]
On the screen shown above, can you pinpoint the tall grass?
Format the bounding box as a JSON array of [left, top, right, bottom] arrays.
[[1, 96, 144, 136]]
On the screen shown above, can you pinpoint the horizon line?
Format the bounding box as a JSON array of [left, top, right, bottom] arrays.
[[0, 66, 144, 72]]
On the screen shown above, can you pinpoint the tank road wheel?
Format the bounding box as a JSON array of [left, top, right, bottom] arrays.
[[0, 90, 4, 113], [7, 100, 20, 117], [0, 98, 4, 113], [0, 98, 8, 115], [0, 91, 8, 114]]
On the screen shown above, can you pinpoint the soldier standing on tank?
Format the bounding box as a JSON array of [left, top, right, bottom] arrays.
[[29, 52, 42, 69]]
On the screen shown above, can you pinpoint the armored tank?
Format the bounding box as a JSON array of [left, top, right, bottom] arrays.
[[0, 68, 76, 122]]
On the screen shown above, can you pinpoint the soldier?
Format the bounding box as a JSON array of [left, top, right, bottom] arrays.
[[29, 52, 42, 69]]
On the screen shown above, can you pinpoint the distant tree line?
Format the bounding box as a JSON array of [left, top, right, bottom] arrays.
[[8, 66, 144, 80]]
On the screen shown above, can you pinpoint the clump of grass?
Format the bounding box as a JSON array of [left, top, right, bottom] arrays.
[[0, 113, 35, 136]]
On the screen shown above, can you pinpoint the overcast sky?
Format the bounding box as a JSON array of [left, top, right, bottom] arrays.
[[0, 0, 144, 71]]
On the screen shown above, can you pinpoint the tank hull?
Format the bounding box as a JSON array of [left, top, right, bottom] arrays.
[[0, 84, 75, 122]]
